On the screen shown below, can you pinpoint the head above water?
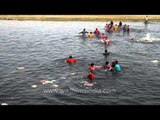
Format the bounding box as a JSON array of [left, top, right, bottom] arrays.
[[83, 29, 86, 31], [91, 63, 94, 66], [105, 61, 109, 64], [115, 60, 118, 64], [69, 56, 72, 59], [105, 49, 108, 53]]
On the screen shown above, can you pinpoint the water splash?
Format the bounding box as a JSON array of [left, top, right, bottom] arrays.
[[138, 33, 153, 43], [145, 33, 151, 40]]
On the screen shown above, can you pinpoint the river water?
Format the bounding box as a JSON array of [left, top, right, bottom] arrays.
[[0, 20, 160, 105]]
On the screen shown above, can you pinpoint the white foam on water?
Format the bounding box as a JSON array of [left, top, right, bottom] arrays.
[[141, 33, 153, 42], [50, 80, 56, 82], [151, 60, 159, 63], [70, 73, 75, 75], [61, 77, 66, 79], [138, 33, 160, 43], [1, 103, 8, 105]]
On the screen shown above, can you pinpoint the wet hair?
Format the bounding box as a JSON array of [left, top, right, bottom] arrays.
[[115, 60, 118, 64], [69, 56, 72, 59], [105, 49, 108, 53], [90, 32, 92, 34], [105, 61, 109, 64], [111, 61, 116, 67], [83, 29, 85, 31], [91, 63, 94, 66]]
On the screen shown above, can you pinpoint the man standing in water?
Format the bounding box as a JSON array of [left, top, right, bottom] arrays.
[[144, 16, 148, 24], [103, 49, 109, 56], [79, 28, 88, 37]]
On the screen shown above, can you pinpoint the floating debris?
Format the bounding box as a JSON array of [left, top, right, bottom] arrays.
[[84, 82, 93, 87], [52, 84, 59, 88], [39, 80, 46, 83], [16, 67, 25, 70], [151, 60, 159, 63], [31, 85, 38, 88], [44, 80, 52, 84], [70, 73, 75, 75]]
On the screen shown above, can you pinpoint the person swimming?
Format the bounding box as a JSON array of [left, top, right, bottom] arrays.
[[104, 61, 112, 70], [105, 36, 110, 47], [123, 24, 127, 32], [94, 28, 100, 35], [66, 56, 77, 63], [113, 24, 119, 32], [103, 49, 109, 56], [99, 33, 105, 39], [110, 60, 116, 71], [105, 23, 109, 30], [89, 63, 101, 71], [115, 60, 121, 72], [118, 21, 122, 27], [126, 25, 130, 32], [88, 32, 95, 38], [87, 70, 95, 81], [110, 20, 114, 26], [79, 28, 88, 37]]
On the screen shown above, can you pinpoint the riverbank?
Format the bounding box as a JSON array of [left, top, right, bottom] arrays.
[[0, 15, 160, 21]]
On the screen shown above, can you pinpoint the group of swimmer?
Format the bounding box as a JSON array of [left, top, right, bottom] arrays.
[[66, 20, 127, 84], [79, 20, 132, 46], [79, 28, 110, 46], [64, 17, 150, 84], [105, 21, 130, 33], [65, 55, 122, 83], [64, 20, 141, 84]]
